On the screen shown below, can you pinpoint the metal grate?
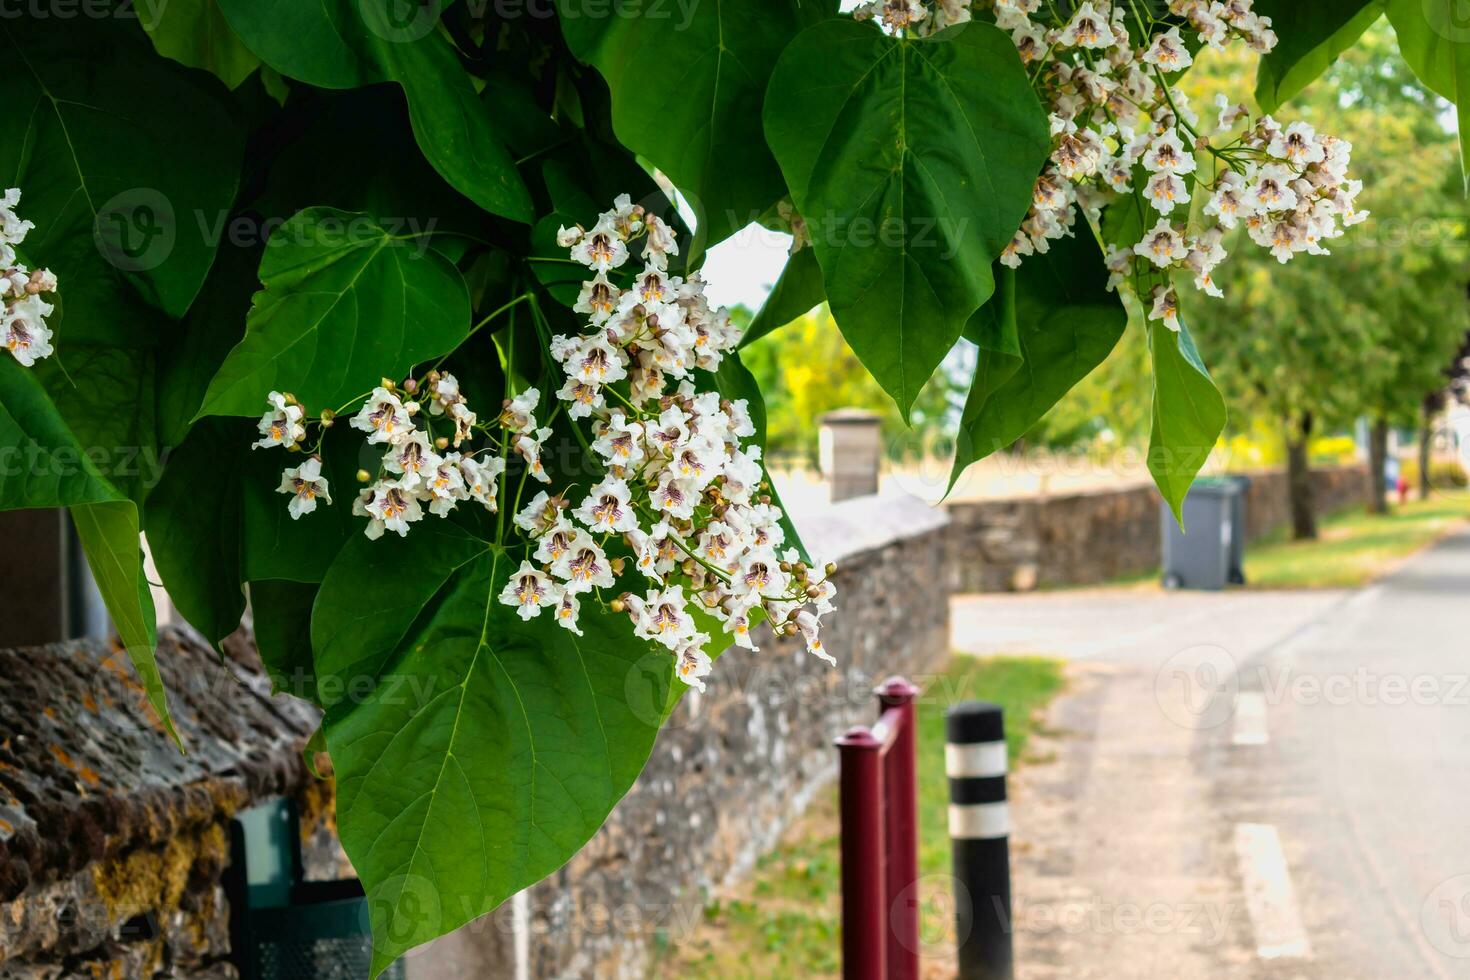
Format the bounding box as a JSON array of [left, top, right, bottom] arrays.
[[255, 937, 404, 980]]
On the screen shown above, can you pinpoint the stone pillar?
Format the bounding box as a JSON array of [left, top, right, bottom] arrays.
[[819, 409, 882, 502]]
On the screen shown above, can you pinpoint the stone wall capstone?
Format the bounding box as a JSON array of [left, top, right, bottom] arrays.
[[944, 464, 1371, 593]]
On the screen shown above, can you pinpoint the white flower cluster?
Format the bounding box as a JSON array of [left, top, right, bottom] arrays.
[[517, 197, 838, 691], [249, 196, 839, 694], [993, 0, 1366, 333], [855, 2, 1364, 335], [0, 189, 58, 367]]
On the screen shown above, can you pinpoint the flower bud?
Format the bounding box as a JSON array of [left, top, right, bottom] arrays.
[[825, 562, 837, 576], [610, 598, 626, 613], [610, 557, 626, 576], [405, 401, 420, 416], [435, 436, 449, 450], [402, 378, 419, 395], [380, 377, 395, 390], [779, 561, 792, 572], [356, 469, 372, 483], [320, 408, 336, 422]]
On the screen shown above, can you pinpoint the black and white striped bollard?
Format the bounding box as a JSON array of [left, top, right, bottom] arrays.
[[947, 701, 1013, 980]]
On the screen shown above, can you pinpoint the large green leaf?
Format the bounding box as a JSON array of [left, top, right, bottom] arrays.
[[1255, 1, 1383, 112], [1385, 0, 1470, 185], [313, 523, 680, 974], [1150, 315, 1227, 524], [740, 247, 826, 348], [197, 208, 472, 418], [0, 20, 243, 338], [216, 0, 532, 222], [0, 359, 127, 510], [558, 0, 833, 251], [73, 500, 175, 740], [950, 234, 1128, 491], [144, 419, 247, 646], [35, 347, 159, 504], [139, 0, 262, 90], [764, 19, 1050, 419], [251, 579, 320, 702]]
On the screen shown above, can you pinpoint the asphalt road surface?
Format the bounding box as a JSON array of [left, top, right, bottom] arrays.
[[952, 529, 1470, 978]]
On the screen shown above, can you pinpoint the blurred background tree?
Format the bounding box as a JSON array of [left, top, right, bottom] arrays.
[[1185, 25, 1469, 537]]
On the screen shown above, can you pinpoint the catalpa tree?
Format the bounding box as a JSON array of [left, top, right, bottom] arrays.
[[0, 0, 1462, 968]]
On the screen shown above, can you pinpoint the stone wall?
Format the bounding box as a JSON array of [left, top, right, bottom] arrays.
[[414, 494, 955, 979], [0, 629, 341, 979], [945, 464, 1371, 593]]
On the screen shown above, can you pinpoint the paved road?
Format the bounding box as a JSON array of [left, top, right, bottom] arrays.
[[952, 530, 1470, 978]]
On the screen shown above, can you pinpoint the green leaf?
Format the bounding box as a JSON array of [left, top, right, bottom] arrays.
[[1150, 315, 1227, 524], [240, 427, 365, 583], [251, 579, 320, 702], [144, 419, 248, 647], [313, 524, 679, 974], [949, 233, 1128, 492], [74, 500, 176, 741], [741, 247, 826, 348], [558, 0, 833, 251], [216, 0, 532, 222], [0, 20, 243, 334], [764, 20, 1050, 419], [1255, 0, 1383, 112], [197, 208, 472, 419], [0, 359, 175, 736], [0, 359, 126, 510], [35, 347, 160, 505], [138, 0, 262, 90], [1385, 0, 1470, 186]]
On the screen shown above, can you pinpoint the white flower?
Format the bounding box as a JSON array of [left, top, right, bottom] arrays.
[[794, 610, 835, 666], [1215, 94, 1250, 133], [1268, 121, 1326, 164], [727, 610, 758, 651], [727, 399, 757, 440], [635, 585, 696, 649], [1204, 170, 1252, 229], [1144, 172, 1191, 215], [675, 642, 713, 693], [383, 430, 438, 489], [556, 224, 584, 248], [592, 414, 646, 470], [351, 387, 411, 445], [458, 454, 504, 511], [553, 590, 583, 635], [731, 549, 789, 602], [1249, 164, 1298, 213], [500, 387, 541, 434], [1148, 285, 1182, 333], [567, 334, 627, 385], [1135, 219, 1185, 268], [499, 560, 560, 620], [570, 217, 629, 272], [553, 541, 617, 594], [277, 456, 332, 519], [514, 490, 562, 535], [573, 271, 620, 324], [362, 481, 423, 537], [534, 518, 588, 565], [575, 476, 638, 533], [254, 391, 306, 450], [1142, 130, 1196, 175], [514, 427, 553, 483], [670, 435, 723, 488], [1142, 27, 1192, 72], [1058, 2, 1110, 48], [651, 474, 698, 520], [2, 294, 54, 367], [695, 520, 738, 568], [642, 214, 680, 270], [1103, 244, 1132, 292], [557, 376, 605, 419], [421, 453, 468, 516]]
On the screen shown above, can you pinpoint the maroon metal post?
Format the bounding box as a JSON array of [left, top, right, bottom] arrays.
[[836, 725, 887, 980], [877, 677, 921, 980]]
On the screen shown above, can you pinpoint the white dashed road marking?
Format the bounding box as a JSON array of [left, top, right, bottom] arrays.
[[1234, 823, 1314, 960]]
